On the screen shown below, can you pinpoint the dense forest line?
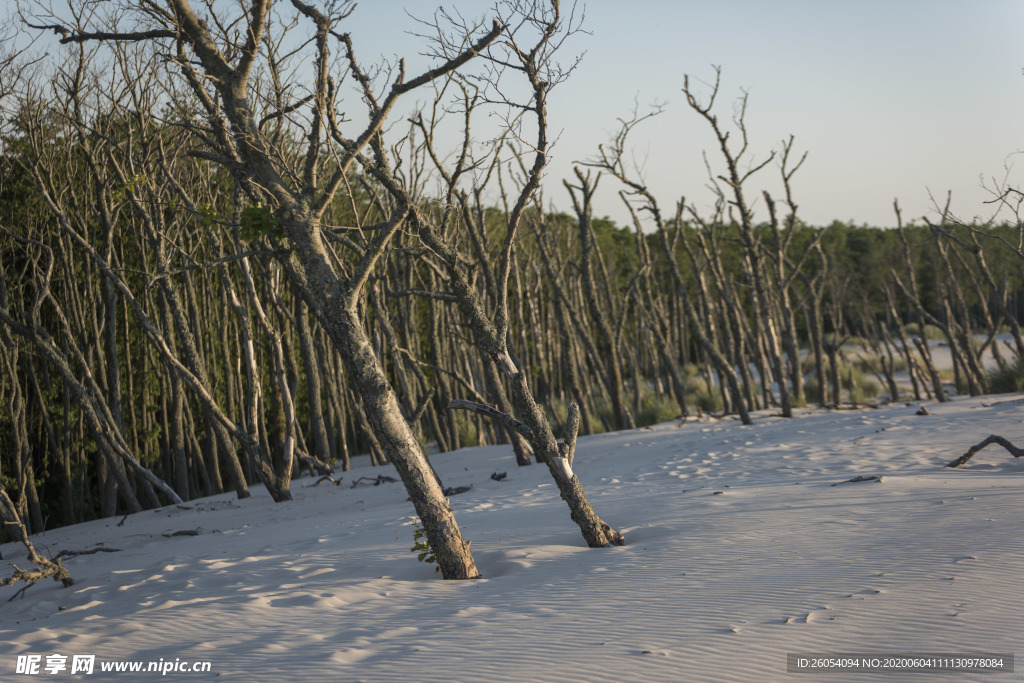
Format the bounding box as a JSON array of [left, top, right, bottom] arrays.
[[0, 0, 1022, 579]]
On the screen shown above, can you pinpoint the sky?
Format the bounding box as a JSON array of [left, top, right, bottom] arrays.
[[341, 0, 1024, 229]]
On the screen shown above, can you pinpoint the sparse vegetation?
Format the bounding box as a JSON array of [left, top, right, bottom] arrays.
[[685, 378, 726, 414], [852, 352, 908, 376], [902, 323, 946, 341], [987, 356, 1024, 393], [635, 394, 682, 427]]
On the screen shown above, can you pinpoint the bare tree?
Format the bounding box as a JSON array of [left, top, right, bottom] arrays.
[[0, 227, 182, 508], [407, 1, 624, 547], [564, 169, 635, 430], [24, 0, 511, 578], [891, 200, 946, 402], [584, 103, 754, 425]]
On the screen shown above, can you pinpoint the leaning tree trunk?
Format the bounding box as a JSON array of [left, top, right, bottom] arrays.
[[332, 299, 480, 578], [410, 198, 624, 548], [506, 380, 624, 547]]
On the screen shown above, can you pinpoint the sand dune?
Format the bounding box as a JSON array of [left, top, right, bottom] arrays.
[[2, 395, 1021, 681]]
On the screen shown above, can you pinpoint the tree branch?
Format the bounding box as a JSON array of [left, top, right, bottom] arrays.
[[447, 399, 532, 438]]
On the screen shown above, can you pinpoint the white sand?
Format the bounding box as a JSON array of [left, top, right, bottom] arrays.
[[2, 394, 1021, 681]]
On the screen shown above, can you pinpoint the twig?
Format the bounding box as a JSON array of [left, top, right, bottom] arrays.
[[831, 475, 881, 486]]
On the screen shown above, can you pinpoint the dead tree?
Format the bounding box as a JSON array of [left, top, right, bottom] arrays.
[[765, 137, 813, 407], [408, 105, 537, 463], [564, 169, 635, 430], [0, 228, 182, 508], [881, 282, 924, 401], [583, 104, 753, 425], [892, 200, 946, 402], [924, 200, 986, 395], [409, 1, 623, 548], [622, 199, 689, 420], [27, 0, 508, 578], [680, 70, 790, 417], [797, 239, 829, 406]]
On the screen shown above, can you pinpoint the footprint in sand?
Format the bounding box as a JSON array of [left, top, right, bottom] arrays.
[[784, 606, 833, 624]]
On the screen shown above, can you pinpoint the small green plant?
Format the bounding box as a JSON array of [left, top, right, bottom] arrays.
[[849, 377, 881, 403], [410, 518, 438, 573], [852, 352, 907, 375], [545, 398, 569, 426], [452, 412, 479, 449], [195, 203, 220, 227], [593, 397, 615, 431], [239, 203, 283, 241], [805, 361, 882, 404], [804, 376, 823, 402], [111, 173, 146, 202], [839, 362, 881, 402]]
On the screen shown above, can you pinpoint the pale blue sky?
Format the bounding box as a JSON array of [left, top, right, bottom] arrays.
[[554, 0, 1024, 227], [340, 0, 1024, 228]]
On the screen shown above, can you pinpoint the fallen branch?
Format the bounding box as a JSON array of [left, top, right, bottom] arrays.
[[296, 447, 334, 476], [831, 475, 881, 486], [947, 435, 1024, 468], [162, 529, 202, 537], [55, 547, 121, 560], [0, 490, 73, 590], [308, 474, 344, 487], [350, 474, 398, 488], [443, 485, 472, 496]]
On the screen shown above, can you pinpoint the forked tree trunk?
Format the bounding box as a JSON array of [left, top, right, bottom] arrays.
[[280, 207, 479, 579], [506, 379, 624, 547]]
